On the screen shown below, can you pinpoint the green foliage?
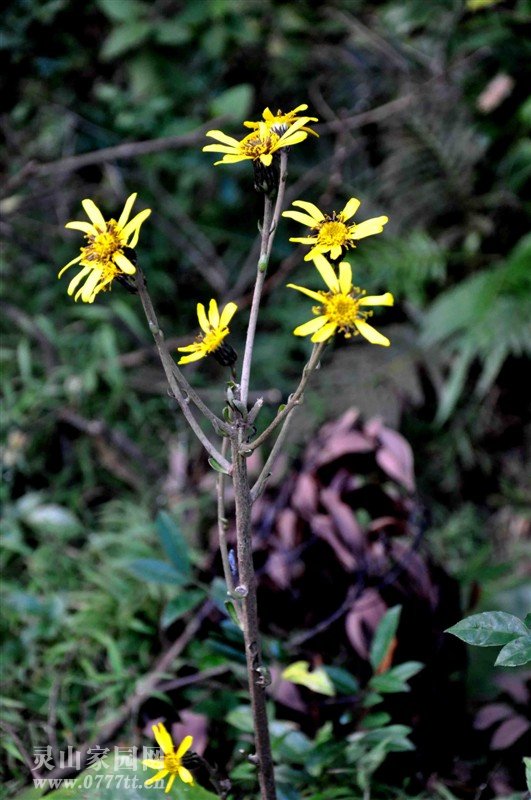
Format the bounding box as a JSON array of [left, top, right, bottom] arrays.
[[447, 611, 531, 666], [422, 236, 531, 423]]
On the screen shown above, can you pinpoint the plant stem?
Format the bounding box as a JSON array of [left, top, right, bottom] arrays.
[[216, 438, 236, 599], [135, 267, 232, 474], [243, 342, 324, 454], [239, 152, 288, 408], [231, 433, 277, 800], [250, 406, 297, 503]]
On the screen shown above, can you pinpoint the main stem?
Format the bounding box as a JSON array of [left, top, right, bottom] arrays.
[[231, 434, 277, 800]]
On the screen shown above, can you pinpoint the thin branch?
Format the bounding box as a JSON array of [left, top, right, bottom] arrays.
[[239, 152, 288, 408], [170, 362, 227, 432], [216, 438, 237, 600], [135, 268, 232, 474], [3, 121, 222, 194], [243, 343, 324, 454], [251, 405, 297, 503]]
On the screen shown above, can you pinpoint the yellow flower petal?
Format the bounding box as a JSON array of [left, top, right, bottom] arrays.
[[114, 252, 136, 274], [165, 774, 176, 793], [260, 153, 273, 166], [122, 208, 152, 247], [205, 130, 241, 147], [65, 221, 95, 234], [288, 236, 318, 245], [219, 302, 238, 328], [208, 299, 220, 328], [359, 292, 394, 307], [293, 316, 328, 336], [282, 210, 320, 228], [287, 283, 326, 303], [58, 254, 83, 278], [178, 351, 205, 364], [338, 262, 352, 294], [353, 216, 388, 240], [311, 321, 337, 342], [330, 245, 342, 260], [145, 769, 169, 786], [67, 265, 92, 296], [354, 319, 390, 346], [214, 154, 249, 164], [152, 722, 174, 755], [117, 193, 137, 229], [142, 759, 165, 769], [175, 735, 194, 759], [82, 199, 106, 229], [79, 269, 102, 303], [291, 200, 325, 222], [313, 254, 340, 292], [202, 144, 240, 154], [340, 197, 361, 221], [197, 303, 209, 333], [177, 765, 194, 785], [277, 130, 307, 148]]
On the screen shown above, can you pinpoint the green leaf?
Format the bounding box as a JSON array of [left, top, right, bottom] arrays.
[[524, 612, 531, 629], [282, 661, 336, 696], [208, 457, 230, 474], [154, 21, 192, 45], [446, 611, 528, 646], [124, 558, 185, 585], [387, 661, 424, 681], [369, 605, 402, 671], [100, 21, 152, 60], [323, 666, 360, 695], [495, 634, 531, 667], [370, 673, 410, 694], [155, 511, 191, 578], [161, 590, 204, 628], [96, 0, 146, 22], [525, 756, 531, 791], [224, 599, 242, 628], [210, 84, 253, 122], [227, 704, 254, 733]]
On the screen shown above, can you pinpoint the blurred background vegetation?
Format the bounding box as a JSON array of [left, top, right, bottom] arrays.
[[1, 0, 530, 798]]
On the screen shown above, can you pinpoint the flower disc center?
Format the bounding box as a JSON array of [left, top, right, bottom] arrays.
[[323, 293, 360, 329], [83, 221, 123, 266], [201, 327, 229, 354], [241, 131, 280, 159], [317, 220, 349, 247]]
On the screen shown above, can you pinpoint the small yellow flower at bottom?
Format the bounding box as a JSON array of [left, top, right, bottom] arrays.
[[58, 193, 151, 303], [142, 723, 194, 793], [288, 254, 394, 346], [178, 299, 238, 365]]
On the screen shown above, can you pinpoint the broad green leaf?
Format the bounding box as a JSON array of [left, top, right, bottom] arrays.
[[323, 666, 360, 695], [495, 634, 531, 667], [124, 558, 185, 585], [386, 661, 424, 681], [155, 511, 191, 578], [226, 704, 254, 733], [210, 84, 253, 122], [525, 756, 531, 791], [370, 673, 410, 694], [161, 590, 204, 628], [100, 21, 152, 60], [524, 612, 531, 629], [369, 605, 402, 671], [282, 661, 335, 696], [446, 611, 528, 646], [96, 0, 146, 22]]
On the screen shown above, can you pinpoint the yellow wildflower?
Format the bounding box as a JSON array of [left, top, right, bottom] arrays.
[[288, 254, 394, 346], [143, 723, 194, 792], [203, 117, 311, 167], [58, 193, 151, 303], [283, 198, 388, 261], [178, 299, 238, 365], [243, 104, 318, 137]]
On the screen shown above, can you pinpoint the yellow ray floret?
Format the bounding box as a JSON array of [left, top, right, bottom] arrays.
[[283, 197, 388, 261], [287, 254, 394, 346], [177, 299, 238, 364], [142, 722, 194, 792], [58, 193, 151, 303], [203, 117, 311, 167], [243, 104, 319, 137]]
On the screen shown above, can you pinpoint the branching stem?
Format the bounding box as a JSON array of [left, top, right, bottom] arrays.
[[135, 268, 232, 474]]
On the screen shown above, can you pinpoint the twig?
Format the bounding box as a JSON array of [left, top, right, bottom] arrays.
[[239, 151, 288, 408], [170, 362, 227, 432], [243, 343, 324, 454], [2, 121, 222, 195], [216, 438, 236, 599], [135, 268, 232, 474], [251, 405, 297, 503]]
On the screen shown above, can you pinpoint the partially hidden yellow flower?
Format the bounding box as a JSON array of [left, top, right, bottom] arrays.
[[143, 723, 194, 793], [283, 198, 388, 261], [288, 254, 394, 346], [243, 104, 318, 137], [58, 193, 151, 303], [203, 117, 311, 167], [177, 299, 238, 365]]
